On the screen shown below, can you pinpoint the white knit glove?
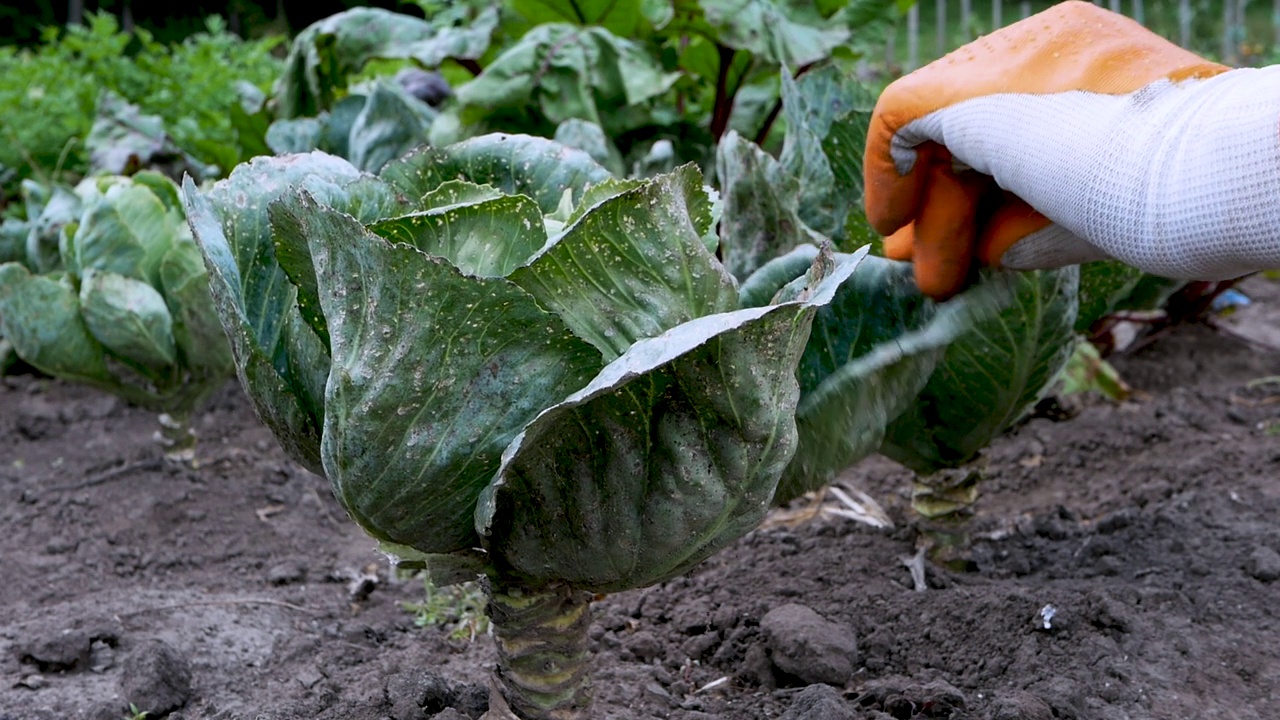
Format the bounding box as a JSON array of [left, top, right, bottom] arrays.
[[864, 0, 1280, 298]]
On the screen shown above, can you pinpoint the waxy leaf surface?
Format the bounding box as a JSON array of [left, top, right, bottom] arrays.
[[297, 196, 604, 554]]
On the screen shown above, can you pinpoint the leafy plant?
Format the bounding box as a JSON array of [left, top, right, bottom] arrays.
[[0, 172, 233, 457], [181, 134, 903, 718], [402, 575, 490, 641], [0, 13, 281, 199]]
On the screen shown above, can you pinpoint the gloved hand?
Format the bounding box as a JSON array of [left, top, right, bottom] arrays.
[[864, 0, 1280, 299]]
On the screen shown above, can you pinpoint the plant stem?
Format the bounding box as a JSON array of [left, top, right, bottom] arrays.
[[708, 44, 737, 142], [754, 62, 817, 148], [486, 580, 594, 720]]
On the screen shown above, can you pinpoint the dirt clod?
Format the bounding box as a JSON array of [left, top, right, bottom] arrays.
[[779, 684, 856, 719], [761, 603, 858, 687], [1245, 545, 1280, 582], [119, 639, 192, 715]]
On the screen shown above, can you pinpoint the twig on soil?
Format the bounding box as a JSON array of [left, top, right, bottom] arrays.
[[115, 598, 319, 617], [43, 457, 164, 494], [900, 547, 928, 592]]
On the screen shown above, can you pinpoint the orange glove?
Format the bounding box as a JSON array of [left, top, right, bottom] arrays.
[[862, 1, 1280, 299]]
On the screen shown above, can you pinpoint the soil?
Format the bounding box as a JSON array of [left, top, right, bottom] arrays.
[[3, 277, 1280, 720]]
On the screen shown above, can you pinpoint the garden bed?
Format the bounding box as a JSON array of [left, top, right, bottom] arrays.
[[3, 278, 1279, 720]]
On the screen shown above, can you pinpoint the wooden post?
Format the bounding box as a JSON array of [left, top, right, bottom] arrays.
[[960, 0, 972, 42], [1109, 0, 1122, 14], [1131, 0, 1144, 24], [67, 0, 83, 25], [993, 0, 1002, 30], [1020, 0, 1032, 19]]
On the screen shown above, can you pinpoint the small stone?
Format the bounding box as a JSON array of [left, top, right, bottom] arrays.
[[779, 684, 856, 720], [119, 640, 193, 715], [680, 632, 719, 660], [295, 666, 324, 689], [429, 710, 470, 720], [761, 604, 858, 686], [988, 690, 1054, 720], [624, 630, 663, 662], [1246, 546, 1280, 582], [17, 674, 45, 689], [385, 670, 456, 719], [19, 616, 122, 672]]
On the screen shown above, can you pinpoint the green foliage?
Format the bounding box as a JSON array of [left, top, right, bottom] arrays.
[[266, 1, 904, 175], [402, 575, 490, 641], [0, 173, 233, 421], [271, 6, 498, 119], [0, 13, 282, 196], [881, 267, 1080, 473]]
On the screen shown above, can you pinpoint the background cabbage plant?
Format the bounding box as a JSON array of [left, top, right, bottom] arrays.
[[0, 172, 233, 458]]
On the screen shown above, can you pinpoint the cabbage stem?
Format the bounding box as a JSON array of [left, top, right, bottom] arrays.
[[486, 580, 594, 720]]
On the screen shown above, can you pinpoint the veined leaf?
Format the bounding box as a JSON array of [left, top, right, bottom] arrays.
[[477, 253, 862, 593], [367, 193, 547, 278], [301, 195, 604, 554], [79, 268, 177, 371], [880, 267, 1080, 473], [453, 25, 678, 133], [182, 153, 407, 472], [779, 66, 876, 243], [1076, 260, 1145, 332], [698, 0, 850, 67], [382, 134, 612, 216], [716, 130, 821, 281], [776, 256, 1013, 502], [346, 82, 437, 174], [510, 165, 735, 360], [158, 239, 234, 377], [70, 183, 173, 287], [0, 263, 114, 386]]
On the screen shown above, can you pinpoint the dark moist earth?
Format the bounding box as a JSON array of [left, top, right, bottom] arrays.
[[4, 278, 1280, 720]]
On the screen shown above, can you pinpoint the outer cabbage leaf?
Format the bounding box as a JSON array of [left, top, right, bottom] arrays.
[[1076, 260, 1145, 332], [181, 153, 407, 472], [715, 130, 819, 281], [553, 118, 625, 176], [0, 263, 114, 386], [774, 256, 1014, 502], [880, 267, 1080, 473], [381, 134, 613, 215], [68, 183, 174, 287], [478, 253, 861, 592], [159, 239, 236, 378], [78, 268, 177, 371], [778, 67, 876, 243], [346, 82, 438, 174], [510, 165, 734, 360], [293, 194, 604, 554]]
